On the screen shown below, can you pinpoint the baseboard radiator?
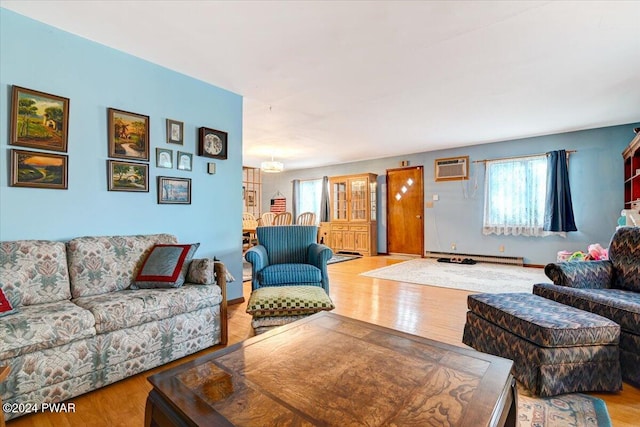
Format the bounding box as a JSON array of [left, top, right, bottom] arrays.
[[424, 251, 524, 267]]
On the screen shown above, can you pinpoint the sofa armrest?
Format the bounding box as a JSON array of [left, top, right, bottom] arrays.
[[213, 261, 228, 345], [307, 243, 333, 293], [544, 260, 613, 289], [245, 245, 269, 291], [307, 243, 333, 268]]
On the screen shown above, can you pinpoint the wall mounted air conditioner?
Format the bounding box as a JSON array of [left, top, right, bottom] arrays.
[[435, 156, 469, 181]]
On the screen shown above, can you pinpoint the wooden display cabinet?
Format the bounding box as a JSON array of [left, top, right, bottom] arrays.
[[329, 173, 378, 256], [623, 131, 640, 210]]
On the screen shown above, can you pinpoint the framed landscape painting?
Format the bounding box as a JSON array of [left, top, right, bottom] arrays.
[[10, 86, 70, 152], [158, 176, 191, 204], [107, 160, 149, 192], [10, 149, 68, 189], [108, 108, 150, 161]]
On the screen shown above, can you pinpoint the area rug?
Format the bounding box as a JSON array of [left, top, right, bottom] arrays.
[[517, 383, 612, 427], [327, 253, 361, 264], [360, 259, 550, 293]]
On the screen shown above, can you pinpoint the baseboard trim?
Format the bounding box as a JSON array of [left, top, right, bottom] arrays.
[[524, 264, 545, 269], [228, 297, 245, 305]]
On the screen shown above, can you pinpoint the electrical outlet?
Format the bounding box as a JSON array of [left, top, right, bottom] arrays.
[[499, 245, 505, 252], [451, 243, 457, 251]]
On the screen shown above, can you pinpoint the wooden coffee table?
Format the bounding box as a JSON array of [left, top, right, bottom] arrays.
[[145, 312, 516, 427]]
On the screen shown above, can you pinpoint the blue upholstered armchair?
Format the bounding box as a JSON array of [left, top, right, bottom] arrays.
[[244, 225, 333, 292]]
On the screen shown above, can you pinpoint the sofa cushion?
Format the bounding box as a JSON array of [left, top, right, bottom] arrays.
[[467, 293, 620, 347], [0, 300, 96, 360], [257, 263, 321, 286], [72, 284, 223, 334], [67, 234, 177, 298], [533, 283, 640, 335], [0, 240, 71, 308], [132, 243, 199, 289], [246, 285, 334, 318]]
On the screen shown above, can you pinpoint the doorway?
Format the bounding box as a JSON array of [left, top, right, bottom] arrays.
[[386, 166, 424, 256]]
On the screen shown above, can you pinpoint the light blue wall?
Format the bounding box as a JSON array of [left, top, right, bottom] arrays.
[[0, 9, 244, 300], [263, 123, 639, 265]]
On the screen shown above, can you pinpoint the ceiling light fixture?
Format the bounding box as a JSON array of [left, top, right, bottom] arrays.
[[261, 155, 284, 173]]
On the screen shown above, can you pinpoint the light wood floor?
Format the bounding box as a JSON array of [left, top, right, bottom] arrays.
[[7, 256, 640, 426]]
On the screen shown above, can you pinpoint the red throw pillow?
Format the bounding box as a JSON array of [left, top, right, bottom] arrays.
[[0, 288, 14, 316], [132, 243, 199, 289]]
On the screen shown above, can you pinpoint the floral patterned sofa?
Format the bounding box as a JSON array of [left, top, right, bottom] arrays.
[[533, 226, 640, 388], [0, 234, 228, 421]]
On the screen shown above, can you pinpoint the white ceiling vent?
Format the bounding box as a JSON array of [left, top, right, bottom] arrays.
[[435, 156, 469, 182]]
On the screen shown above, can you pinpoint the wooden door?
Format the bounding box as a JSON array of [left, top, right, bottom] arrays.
[[386, 166, 424, 255]]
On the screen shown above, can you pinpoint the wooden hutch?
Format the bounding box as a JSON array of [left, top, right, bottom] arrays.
[[328, 173, 378, 256], [623, 131, 640, 210]]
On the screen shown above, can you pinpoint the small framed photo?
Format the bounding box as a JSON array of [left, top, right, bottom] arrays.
[[177, 151, 193, 171], [166, 119, 184, 144], [158, 176, 191, 204], [156, 148, 173, 169], [246, 190, 256, 207], [108, 108, 150, 161], [11, 86, 70, 152], [198, 127, 227, 159], [10, 149, 68, 189], [107, 160, 149, 192]]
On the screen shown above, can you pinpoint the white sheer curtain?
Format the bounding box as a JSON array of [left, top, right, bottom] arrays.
[[482, 155, 552, 237], [298, 179, 322, 224]]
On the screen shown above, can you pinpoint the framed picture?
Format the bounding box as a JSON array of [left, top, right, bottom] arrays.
[[10, 86, 70, 152], [246, 190, 256, 207], [107, 160, 149, 192], [158, 176, 191, 204], [177, 151, 193, 171], [10, 149, 68, 189], [156, 148, 173, 169], [108, 108, 150, 161], [198, 127, 227, 159], [166, 119, 184, 144]]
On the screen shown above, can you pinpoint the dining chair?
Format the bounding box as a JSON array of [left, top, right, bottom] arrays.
[[242, 212, 259, 248], [297, 212, 316, 225], [273, 212, 293, 225], [259, 212, 276, 226]]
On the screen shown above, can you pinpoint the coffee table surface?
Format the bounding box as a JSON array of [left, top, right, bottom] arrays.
[[146, 312, 515, 427]]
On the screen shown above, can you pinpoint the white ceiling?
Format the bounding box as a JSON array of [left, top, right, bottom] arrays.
[[3, 1, 640, 171]]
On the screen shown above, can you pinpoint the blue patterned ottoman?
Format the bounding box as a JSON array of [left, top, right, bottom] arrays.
[[462, 293, 622, 397]]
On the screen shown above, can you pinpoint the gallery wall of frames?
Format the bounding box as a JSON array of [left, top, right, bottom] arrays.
[[8, 85, 229, 205]]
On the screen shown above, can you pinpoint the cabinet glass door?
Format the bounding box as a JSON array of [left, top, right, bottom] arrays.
[[332, 181, 348, 220], [350, 179, 367, 221], [369, 181, 377, 221]]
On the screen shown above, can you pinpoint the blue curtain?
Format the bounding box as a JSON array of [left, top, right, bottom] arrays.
[[544, 150, 577, 232], [320, 176, 330, 222], [292, 179, 300, 223]]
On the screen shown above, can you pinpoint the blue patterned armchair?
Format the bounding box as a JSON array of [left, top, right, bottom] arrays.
[[244, 225, 333, 293], [533, 226, 640, 387]]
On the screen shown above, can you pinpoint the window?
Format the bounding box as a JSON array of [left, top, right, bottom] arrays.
[[483, 155, 551, 236], [298, 179, 322, 223]]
